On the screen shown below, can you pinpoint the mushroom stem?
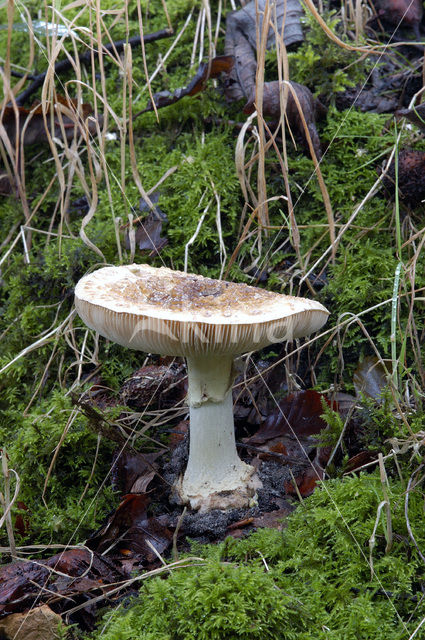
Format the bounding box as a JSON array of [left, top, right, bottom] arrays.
[[178, 354, 261, 512]]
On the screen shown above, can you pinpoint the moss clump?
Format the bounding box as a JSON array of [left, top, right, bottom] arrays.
[[0, 392, 117, 550], [90, 472, 425, 640]]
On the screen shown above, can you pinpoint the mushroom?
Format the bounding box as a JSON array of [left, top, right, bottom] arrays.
[[74, 264, 329, 512]]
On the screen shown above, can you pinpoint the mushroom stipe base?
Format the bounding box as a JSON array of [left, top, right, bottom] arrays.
[[177, 356, 262, 512], [176, 392, 262, 512]]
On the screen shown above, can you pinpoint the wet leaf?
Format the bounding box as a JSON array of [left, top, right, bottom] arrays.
[[243, 81, 324, 159], [224, 0, 304, 101], [1, 95, 98, 147], [111, 449, 163, 494], [284, 459, 323, 497], [344, 450, 379, 474], [87, 494, 173, 562], [245, 391, 333, 497], [0, 549, 124, 618], [353, 356, 389, 401], [246, 390, 328, 445], [136, 56, 234, 114]]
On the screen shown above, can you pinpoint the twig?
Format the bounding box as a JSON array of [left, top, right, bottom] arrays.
[[15, 29, 173, 105], [172, 507, 187, 562]]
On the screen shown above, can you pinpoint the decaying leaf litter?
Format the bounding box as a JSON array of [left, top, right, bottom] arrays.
[[1, 0, 425, 636]]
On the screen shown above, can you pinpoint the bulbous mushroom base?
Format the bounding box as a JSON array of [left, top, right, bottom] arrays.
[[176, 461, 262, 513]]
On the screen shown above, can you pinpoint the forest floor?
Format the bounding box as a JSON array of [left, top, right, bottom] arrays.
[[1, 0, 425, 638]]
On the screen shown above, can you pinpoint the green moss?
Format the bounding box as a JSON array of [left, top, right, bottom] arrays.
[[90, 472, 425, 639], [287, 9, 371, 97], [0, 392, 117, 551]]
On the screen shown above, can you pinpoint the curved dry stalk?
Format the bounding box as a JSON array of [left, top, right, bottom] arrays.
[[281, 80, 335, 259], [0, 309, 76, 376], [233, 284, 425, 392], [299, 137, 400, 286], [405, 466, 425, 565], [64, 557, 208, 616], [254, 0, 272, 236]]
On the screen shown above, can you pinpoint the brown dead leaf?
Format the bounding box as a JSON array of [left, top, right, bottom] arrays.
[[135, 56, 234, 115], [371, 0, 422, 38], [87, 494, 173, 562], [244, 390, 333, 498], [0, 605, 64, 640], [111, 449, 163, 494], [243, 81, 324, 159], [0, 549, 124, 619], [169, 420, 189, 448], [344, 450, 379, 474], [353, 356, 389, 401], [246, 390, 328, 445], [224, 0, 304, 102], [123, 191, 168, 255], [1, 96, 98, 147]]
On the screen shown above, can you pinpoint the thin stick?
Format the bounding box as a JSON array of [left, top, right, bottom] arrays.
[[14, 30, 173, 106], [172, 507, 187, 562]]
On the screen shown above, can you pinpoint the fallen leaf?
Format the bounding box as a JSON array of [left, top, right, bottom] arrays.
[[246, 390, 328, 445], [111, 449, 163, 494], [123, 191, 168, 255], [0, 605, 64, 640], [284, 460, 323, 497], [243, 80, 325, 159], [245, 390, 333, 497], [224, 0, 304, 102], [169, 420, 189, 448], [135, 56, 234, 115], [87, 494, 173, 562], [119, 363, 187, 411], [371, 0, 422, 38], [0, 549, 124, 619], [344, 450, 379, 474], [1, 95, 98, 147], [353, 356, 389, 401], [330, 391, 357, 417]]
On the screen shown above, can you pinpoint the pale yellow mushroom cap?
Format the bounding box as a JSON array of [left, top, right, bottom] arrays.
[[74, 264, 329, 357]]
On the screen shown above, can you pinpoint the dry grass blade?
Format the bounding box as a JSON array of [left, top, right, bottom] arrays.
[[254, 0, 271, 237], [0, 450, 20, 558], [0, 309, 77, 376], [299, 138, 400, 286], [281, 80, 335, 260], [64, 557, 207, 616], [272, 10, 302, 271]]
